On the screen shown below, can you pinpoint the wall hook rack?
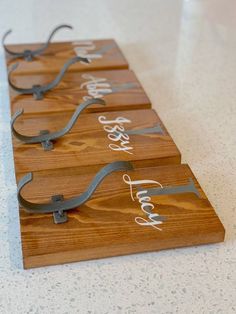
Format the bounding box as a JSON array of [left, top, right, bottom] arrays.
[[2, 24, 73, 61]]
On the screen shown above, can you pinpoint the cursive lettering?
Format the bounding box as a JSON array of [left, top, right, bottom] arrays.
[[99, 116, 133, 154], [72, 41, 102, 61], [123, 174, 164, 231], [80, 73, 112, 101]]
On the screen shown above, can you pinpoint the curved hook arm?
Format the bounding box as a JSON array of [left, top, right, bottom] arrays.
[[2, 24, 73, 61], [11, 98, 106, 148], [17, 161, 134, 216], [8, 56, 89, 99]]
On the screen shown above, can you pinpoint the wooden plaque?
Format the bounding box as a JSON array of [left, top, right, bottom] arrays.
[[10, 69, 151, 115], [18, 163, 225, 268], [12, 109, 181, 175], [4, 34, 225, 271], [6, 39, 129, 75]]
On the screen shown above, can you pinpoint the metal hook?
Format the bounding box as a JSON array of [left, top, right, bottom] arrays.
[[2, 24, 73, 61], [8, 56, 89, 100], [11, 98, 106, 150], [17, 161, 134, 223]]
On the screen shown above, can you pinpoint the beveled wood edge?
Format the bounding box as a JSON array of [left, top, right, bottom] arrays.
[[23, 229, 225, 269]]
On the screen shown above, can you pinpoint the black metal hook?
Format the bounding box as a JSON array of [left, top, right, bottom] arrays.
[[8, 55, 89, 100], [11, 98, 106, 150], [2, 24, 73, 61], [17, 161, 134, 223]]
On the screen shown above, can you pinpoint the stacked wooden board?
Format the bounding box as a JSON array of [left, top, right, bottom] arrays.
[[4, 30, 225, 268]]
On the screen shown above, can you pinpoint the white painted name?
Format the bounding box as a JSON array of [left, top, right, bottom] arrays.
[[72, 41, 102, 61], [123, 174, 164, 231], [80, 73, 112, 102], [98, 115, 133, 154]]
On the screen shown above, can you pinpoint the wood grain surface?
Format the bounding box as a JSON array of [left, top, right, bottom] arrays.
[[6, 40, 224, 270], [18, 163, 225, 268], [6, 39, 129, 75], [12, 109, 181, 175], [10, 69, 151, 114]]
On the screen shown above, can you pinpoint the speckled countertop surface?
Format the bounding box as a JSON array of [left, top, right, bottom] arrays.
[[0, 0, 235, 313]]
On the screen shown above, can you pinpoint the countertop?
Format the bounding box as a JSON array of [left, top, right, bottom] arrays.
[[0, 0, 235, 313]]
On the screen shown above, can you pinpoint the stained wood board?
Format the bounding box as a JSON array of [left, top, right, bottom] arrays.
[[18, 163, 225, 268], [10, 69, 151, 115], [12, 109, 181, 175], [6, 39, 129, 75]]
